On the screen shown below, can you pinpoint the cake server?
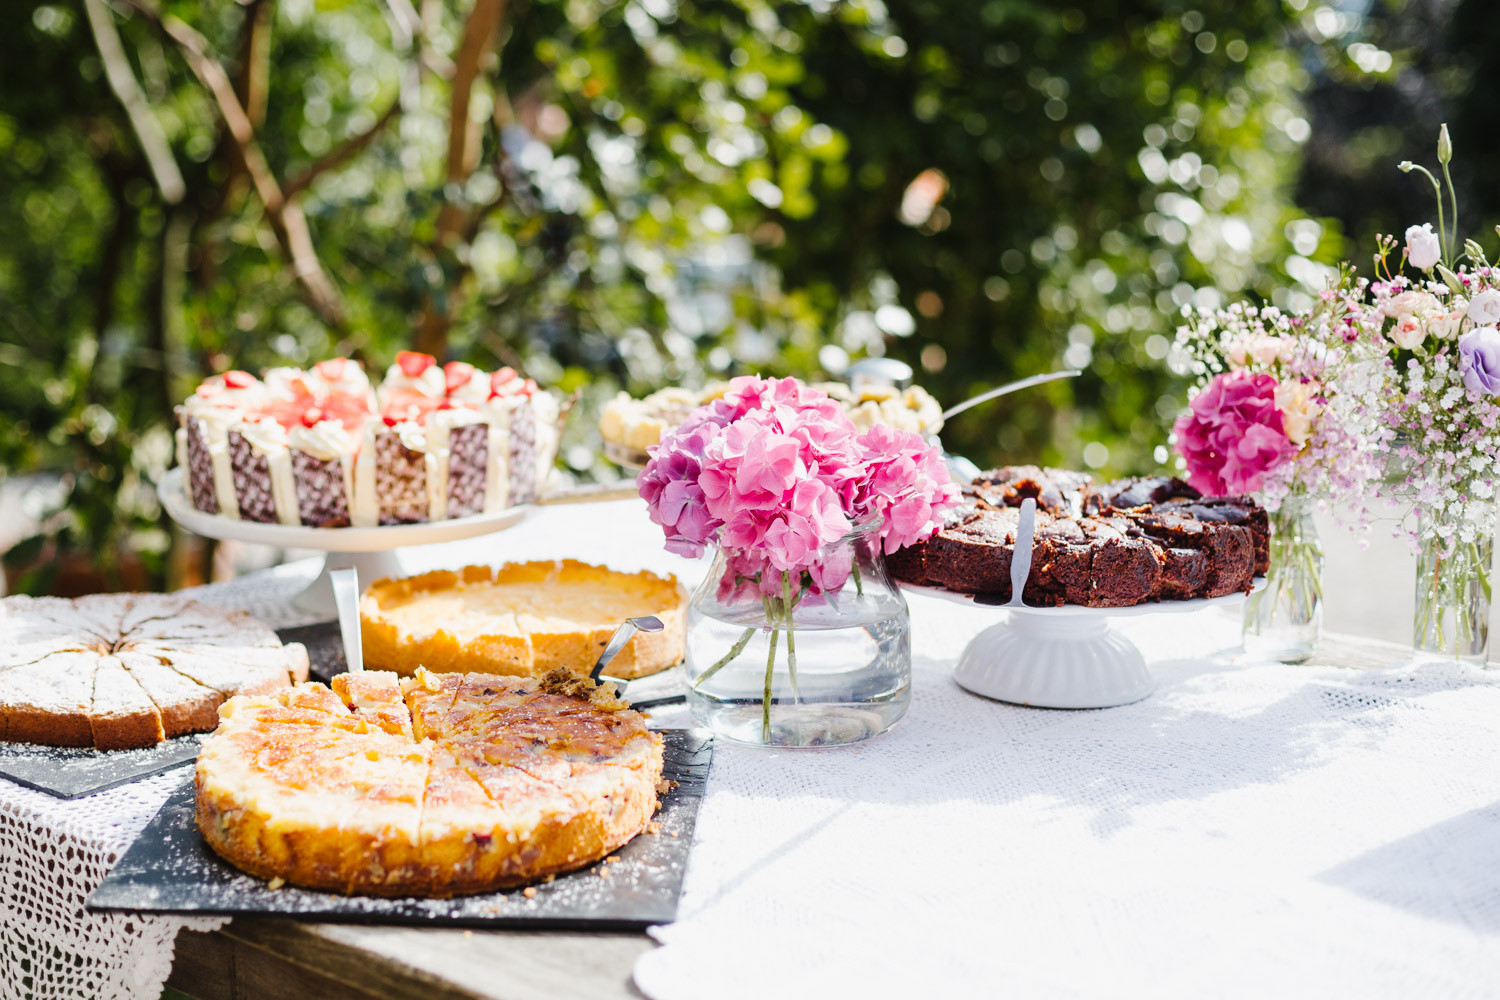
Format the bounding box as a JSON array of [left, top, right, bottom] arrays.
[[940, 369, 1082, 422], [590, 616, 665, 683], [1008, 498, 1038, 609], [329, 567, 365, 674]]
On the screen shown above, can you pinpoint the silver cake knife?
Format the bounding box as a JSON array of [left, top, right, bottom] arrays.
[[590, 616, 665, 683], [329, 568, 365, 674], [1008, 498, 1038, 609]]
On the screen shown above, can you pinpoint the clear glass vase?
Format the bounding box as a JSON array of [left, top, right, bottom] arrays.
[[686, 518, 912, 748], [1242, 493, 1324, 663], [1413, 517, 1494, 665]]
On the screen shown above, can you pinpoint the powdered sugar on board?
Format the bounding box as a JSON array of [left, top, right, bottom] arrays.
[[0, 734, 203, 799]]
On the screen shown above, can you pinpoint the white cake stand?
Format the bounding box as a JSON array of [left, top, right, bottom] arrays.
[[158, 467, 528, 619], [904, 580, 1262, 709]]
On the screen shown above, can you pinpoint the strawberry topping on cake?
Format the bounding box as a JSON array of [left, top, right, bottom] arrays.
[[396, 351, 437, 378]]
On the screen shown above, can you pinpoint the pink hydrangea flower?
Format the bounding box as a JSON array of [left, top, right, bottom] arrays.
[[1173, 371, 1297, 496], [638, 375, 958, 591], [854, 424, 962, 554]]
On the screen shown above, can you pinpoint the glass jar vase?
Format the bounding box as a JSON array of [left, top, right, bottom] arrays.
[[1242, 492, 1324, 663], [1414, 516, 1494, 665], [685, 517, 911, 747]]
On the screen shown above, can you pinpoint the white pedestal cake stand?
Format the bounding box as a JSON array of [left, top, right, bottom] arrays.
[[903, 581, 1262, 709], [158, 467, 528, 619]]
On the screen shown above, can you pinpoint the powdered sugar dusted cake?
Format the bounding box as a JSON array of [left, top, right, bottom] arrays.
[[0, 593, 309, 750], [174, 353, 561, 527]]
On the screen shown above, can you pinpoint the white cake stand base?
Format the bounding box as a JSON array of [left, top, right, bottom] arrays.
[[291, 550, 407, 620], [158, 468, 528, 620], [905, 581, 1262, 709]]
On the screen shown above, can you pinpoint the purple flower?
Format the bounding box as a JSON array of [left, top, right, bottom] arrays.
[[1458, 326, 1500, 396]]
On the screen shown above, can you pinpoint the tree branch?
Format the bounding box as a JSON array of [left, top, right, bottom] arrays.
[[283, 100, 401, 199], [83, 0, 185, 203], [235, 0, 273, 129], [437, 0, 506, 243], [415, 0, 510, 355], [121, 0, 346, 329]]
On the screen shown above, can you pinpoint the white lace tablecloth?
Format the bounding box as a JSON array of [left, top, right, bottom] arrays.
[[7, 499, 1500, 999], [0, 564, 328, 1000]]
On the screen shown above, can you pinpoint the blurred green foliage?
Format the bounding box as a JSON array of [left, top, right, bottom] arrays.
[[0, 0, 1430, 591]]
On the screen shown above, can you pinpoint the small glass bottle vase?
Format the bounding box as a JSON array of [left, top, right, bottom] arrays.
[[1413, 513, 1494, 666], [1242, 494, 1324, 663], [685, 518, 912, 748]]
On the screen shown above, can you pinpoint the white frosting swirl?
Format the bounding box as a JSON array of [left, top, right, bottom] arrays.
[[444, 363, 492, 405], [262, 367, 315, 399], [289, 420, 355, 462], [429, 406, 487, 431], [378, 363, 444, 404], [309, 358, 372, 398], [180, 400, 245, 443], [387, 419, 429, 454]]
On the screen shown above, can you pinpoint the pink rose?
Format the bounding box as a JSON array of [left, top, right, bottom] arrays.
[[1173, 371, 1297, 496], [1383, 289, 1435, 319], [1389, 314, 1426, 350]]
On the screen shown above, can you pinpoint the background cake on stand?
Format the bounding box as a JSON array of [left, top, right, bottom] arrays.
[[173, 352, 561, 526], [164, 352, 561, 618]]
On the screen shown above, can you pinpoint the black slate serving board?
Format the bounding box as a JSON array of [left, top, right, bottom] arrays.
[[87, 728, 712, 930], [0, 734, 204, 800], [277, 621, 349, 683]]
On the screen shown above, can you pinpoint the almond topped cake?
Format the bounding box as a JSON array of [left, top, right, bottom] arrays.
[[194, 668, 664, 896], [889, 468, 1268, 607], [174, 353, 561, 527], [360, 560, 687, 679], [0, 593, 308, 750]]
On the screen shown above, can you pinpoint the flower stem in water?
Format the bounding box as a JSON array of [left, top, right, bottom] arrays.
[[782, 571, 800, 704], [762, 628, 779, 741], [694, 627, 756, 686]]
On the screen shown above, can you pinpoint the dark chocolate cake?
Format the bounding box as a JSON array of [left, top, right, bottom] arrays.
[[893, 469, 1266, 607], [184, 417, 219, 514], [507, 400, 538, 505], [227, 430, 277, 523], [374, 431, 429, 525], [290, 450, 350, 527], [446, 422, 489, 518]]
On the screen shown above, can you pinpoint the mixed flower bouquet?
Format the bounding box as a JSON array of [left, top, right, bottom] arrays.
[[1169, 296, 1387, 660], [639, 375, 958, 737], [1170, 301, 1386, 519], [1316, 126, 1500, 658]]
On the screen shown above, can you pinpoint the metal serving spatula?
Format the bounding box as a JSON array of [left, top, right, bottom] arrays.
[[1008, 498, 1038, 609], [329, 567, 365, 674], [590, 616, 665, 683]]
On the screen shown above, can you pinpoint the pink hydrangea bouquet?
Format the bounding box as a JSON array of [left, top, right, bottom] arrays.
[[1170, 301, 1384, 519], [638, 375, 958, 737], [639, 375, 958, 577]]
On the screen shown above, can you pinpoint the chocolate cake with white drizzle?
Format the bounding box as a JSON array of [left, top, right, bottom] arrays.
[[891, 468, 1266, 606]]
